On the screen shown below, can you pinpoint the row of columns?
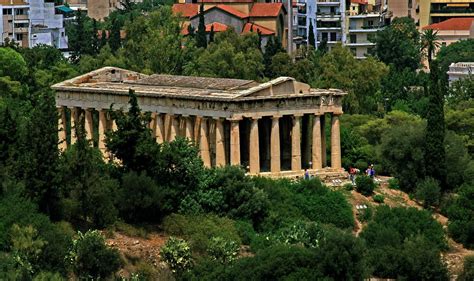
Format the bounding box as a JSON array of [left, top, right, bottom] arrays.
[[58, 106, 342, 174]]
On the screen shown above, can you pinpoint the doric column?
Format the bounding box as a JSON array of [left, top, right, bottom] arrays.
[[70, 107, 80, 145], [331, 113, 342, 170], [84, 108, 94, 141], [168, 115, 178, 142], [58, 107, 67, 151], [199, 117, 211, 167], [215, 118, 226, 167], [155, 113, 165, 143], [312, 114, 322, 169], [185, 116, 194, 140], [270, 116, 281, 173], [249, 117, 260, 174], [321, 114, 326, 167], [291, 114, 302, 171], [98, 109, 107, 154], [229, 119, 241, 166]]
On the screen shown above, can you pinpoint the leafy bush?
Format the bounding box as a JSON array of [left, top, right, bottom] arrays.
[[355, 175, 375, 196], [66, 230, 122, 279], [117, 171, 164, 223], [373, 194, 385, 203], [343, 183, 354, 191], [255, 177, 354, 231], [207, 236, 239, 264], [459, 255, 474, 281], [234, 220, 256, 245], [415, 177, 441, 208], [162, 214, 241, 255], [160, 237, 193, 275], [275, 221, 325, 249], [361, 206, 447, 278], [359, 206, 373, 223], [388, 178, 400, 189], [447, 183, 474, 249]]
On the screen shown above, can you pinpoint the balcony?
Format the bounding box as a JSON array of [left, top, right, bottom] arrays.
[[317, 1, 341, 6], [348, 25, 384, 32], [316, 12, 342, 20], [345, 42, 375, 47], [348, 12, 382, 19], [430, 8, 474, 14]]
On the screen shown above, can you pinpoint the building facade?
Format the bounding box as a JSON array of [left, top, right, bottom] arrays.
[[52, 67, 347, 178], [419, 0, 474, 29], [447, 62, 474, 85], [0, 0, 68, 49], [307, 0, 346, 50]]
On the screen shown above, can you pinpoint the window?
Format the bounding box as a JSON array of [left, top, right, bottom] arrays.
[[3, 8, 12, 15], [15, 8, 26, 15], [408, 0, 412, 8], [15, 33, 23, 41], [321, 32, 328, 41], [330, 32, 337, 41], [350, 34, 357, 43], [330, 7, 335, 14], [14, 23, 28, 28], [367, 20, 374, 27]]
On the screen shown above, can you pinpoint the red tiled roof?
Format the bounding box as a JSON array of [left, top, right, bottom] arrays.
[[197, 0, 254, 3], [172, 3, 200, 18], [242, 23, 275, 35], [249, 3, 285, 17], [189, 4, 248, 19], [182, 22, 229, 35], [351, 0, 367, 4], [423, 17, 474, 31], [206, 22, 229, 32], [215, 4, 248, 18]]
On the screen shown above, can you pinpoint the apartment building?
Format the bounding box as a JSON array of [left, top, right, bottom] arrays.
[[0, 0, 30, 47], [313, 0, 345, 49], [346, 0, 388, 58], [419, 0, 474, 28], [0, 0, 68, 49]]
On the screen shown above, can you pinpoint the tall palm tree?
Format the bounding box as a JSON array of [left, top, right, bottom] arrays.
[[421, 29, 441, 66]]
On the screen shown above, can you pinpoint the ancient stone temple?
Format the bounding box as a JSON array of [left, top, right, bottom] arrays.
[[52, 67, 347, 178]]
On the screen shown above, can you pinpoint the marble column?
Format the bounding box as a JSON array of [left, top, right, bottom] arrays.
[[199, 117, 211, 167], [229, 119, 241, 166], [312, 114, 322, 169], [168, 115, 179, 142], [98, 109, 107, 153], [331, 113, 342, 170], [270, 116, 281, 173], [215, 118, 226, 167], [150, 112, 157, 136], [84, 108, 94, 141], [321, 114, 327, 167], [58, 107, 67, 151], [291, 115, 302, 171], [70, 107, 80, 145], [155, 113, 165, 143], [185, 116, 194, 140], [249, 117, 260, 174]]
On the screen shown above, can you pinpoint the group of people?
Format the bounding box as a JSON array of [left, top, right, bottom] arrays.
[[349, 164, 376, 185]]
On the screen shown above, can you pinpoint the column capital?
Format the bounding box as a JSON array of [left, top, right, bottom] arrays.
[[332, 111, 343, 116], [272, 115, 282, 120], [293, 113, 304, 118]]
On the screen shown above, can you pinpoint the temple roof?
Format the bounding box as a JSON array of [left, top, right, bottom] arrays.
[[52, 67, 346, 102]]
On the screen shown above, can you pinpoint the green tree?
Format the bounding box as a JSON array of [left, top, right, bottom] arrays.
[[109, 17, 122, 52], [421, 29, 440, 65], [106, 89, 161, 174], [67, 10, 93, 62], [459, 255, 474, 281], [263, 36, 285, 78], [67, 230, 121, 279], [0, 47, 27, 82], [435, 39, 474, 84], [209, 24, 215, 43], [196, 4, 207, 49], [447, 183, 474, 249], [372, 17, 420, 71], [415, 177, 441, 208], [308, 20, 315, 47], [425, 60, 446, 187], [10, 224, 46, 276]]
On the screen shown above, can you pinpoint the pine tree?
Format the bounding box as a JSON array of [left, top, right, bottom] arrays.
[[69, 10, 90, 62], [424, 60, 447, 188], [308, 20, 315, 48], [187, 24, 195, 37], [196, 4, 207, 48], [263, 36, 285, 77], [100, 29, 107, 49]]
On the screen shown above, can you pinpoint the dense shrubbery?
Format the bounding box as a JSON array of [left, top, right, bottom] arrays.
[[459, 255, 474, 281], [356, 175, 376, 196], [447, 183, 474, 249], [415, 177, 441, 208], [360, 206, 447, 279], [160, 237, 193, 275]]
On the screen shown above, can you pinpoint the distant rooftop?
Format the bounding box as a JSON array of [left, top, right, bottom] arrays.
[[423, 18, 474, 31]]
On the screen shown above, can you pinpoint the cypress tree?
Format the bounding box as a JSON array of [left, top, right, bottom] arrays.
[[187, 24, 195, 37], [100, 29, 107, 49], [308, 20, 315, 48], [424, 60, 447, 188], [209, 24, 215, 43], [91, 19, 100, 53], [196, 4, 207, 48], [109, 18, 122, 52]]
